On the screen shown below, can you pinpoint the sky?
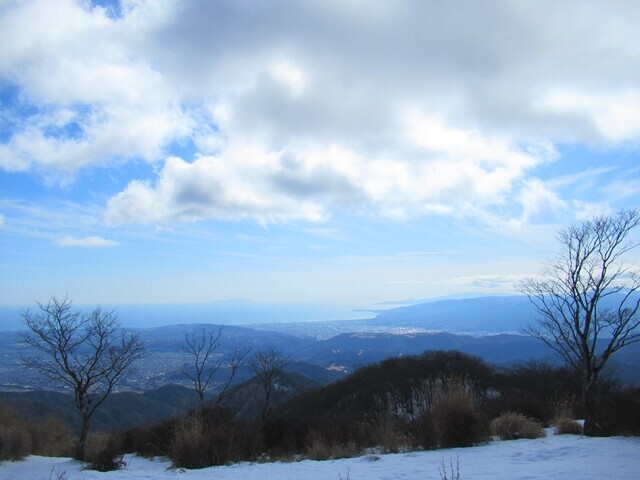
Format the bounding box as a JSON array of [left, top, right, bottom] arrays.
[[1, 0, 639, 311]]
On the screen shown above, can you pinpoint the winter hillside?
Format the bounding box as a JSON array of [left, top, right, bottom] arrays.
[[2, 429, 638, 480]]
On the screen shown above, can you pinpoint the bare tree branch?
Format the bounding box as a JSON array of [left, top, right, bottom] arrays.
[[20, 296, 147, 460], [214, 346, 251, 407], [248, 347, 289, 422], [181, 327, 251, 415], [519, 209, 640, 436]]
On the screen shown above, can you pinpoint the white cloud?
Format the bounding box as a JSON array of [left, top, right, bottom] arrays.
[[518, 179, 567, 221], [447, 273, 532, 292], [548, 167, 617, 190], [268, 60, 307, 97], [2, 0, 640, 224], [0, 198, 120, 246], [572, 201, 613, 220], [0, 0, 191, 176], [602, 178, 640, 202], [105, 151, 327, 225], [105, 126, 552, 224], [56, 235, 119, 248], [538, 90, 640, 143]]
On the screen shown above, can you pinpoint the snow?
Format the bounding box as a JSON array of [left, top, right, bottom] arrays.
[[2, 429, 639, 480]]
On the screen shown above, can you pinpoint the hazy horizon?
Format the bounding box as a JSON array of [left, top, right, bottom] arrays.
[[0, 299, 373, 330], [0, 290, 522, 330]]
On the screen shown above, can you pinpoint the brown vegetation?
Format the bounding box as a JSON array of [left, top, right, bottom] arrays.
[[0, 401, 75, 462], [84, 433, 126, 472], [168, 407, 260, 469], [427, 384, 488, 448], [554, 418, 583, 435], [0, 401, 31, 461], [490, 412, 546, 440], [4, 349, 640, 470]]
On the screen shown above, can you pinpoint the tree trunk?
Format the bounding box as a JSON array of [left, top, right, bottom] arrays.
[[198, 390, 206, 418], [76, 414, 91, 461], [581, 380, 601, 436]]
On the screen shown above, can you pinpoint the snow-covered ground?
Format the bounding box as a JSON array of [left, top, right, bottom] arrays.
[[2, 429, 639, 480]]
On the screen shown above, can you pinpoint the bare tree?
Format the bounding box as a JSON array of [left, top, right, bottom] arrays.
[[248, 347, 289, 422], [182, 327, 250, 415], [20, 296, 147, 460], [520, 209, 640, 435]]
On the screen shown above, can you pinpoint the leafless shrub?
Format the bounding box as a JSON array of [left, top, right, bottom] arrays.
[[552, 396, 575, 422], [430, 384, 488, 448], [305, 430, 359, 461], [490, 412, 546, 440], [330, 442, 359, 460], [169, 414, 207, 469], [83, 433, 126, 472], [306, 432, 331, 461], [0, 426, 31, 462], [0, 401, 32, 461], [551, 396, 583, 435], [373, 416, 402, 453], [554, 417, 583, 435], [168, 408, 260, 469], [31, 417, 74, 458]]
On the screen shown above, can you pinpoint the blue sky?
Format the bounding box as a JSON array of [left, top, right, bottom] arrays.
[[1, 0, 639, 310]]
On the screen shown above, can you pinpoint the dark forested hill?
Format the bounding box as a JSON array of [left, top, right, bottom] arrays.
[[298, 332, 555, 367], [0, 385, 199, 433]]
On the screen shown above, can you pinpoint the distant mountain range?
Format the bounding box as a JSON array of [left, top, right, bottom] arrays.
[[370, 295, 536, 333], [251, 291, 640, 338], [1, 293, 639, 433]]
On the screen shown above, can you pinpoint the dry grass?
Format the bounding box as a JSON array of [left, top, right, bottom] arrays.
[[0, 401, 32, 461], [373, 416, 403, 453], [551, 397, 583, 435], [552, 397, 575, 422], [83, 433, 126, 472], [430, 386, 488, 448], [31, 417, 74, 458], [0, 402, 78, 462], [83, 433, 112, 460], [490, 412, 546, 440], [169, 414, 208, 469], [306, 434, 331, 461], [167, 410, 261, 469], [305, 431, 360, 461], [554, 417, 583, 435], [330, 442, 360, 459]]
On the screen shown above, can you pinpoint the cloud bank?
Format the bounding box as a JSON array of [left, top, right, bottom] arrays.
[[2, 0, 639, 225]]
